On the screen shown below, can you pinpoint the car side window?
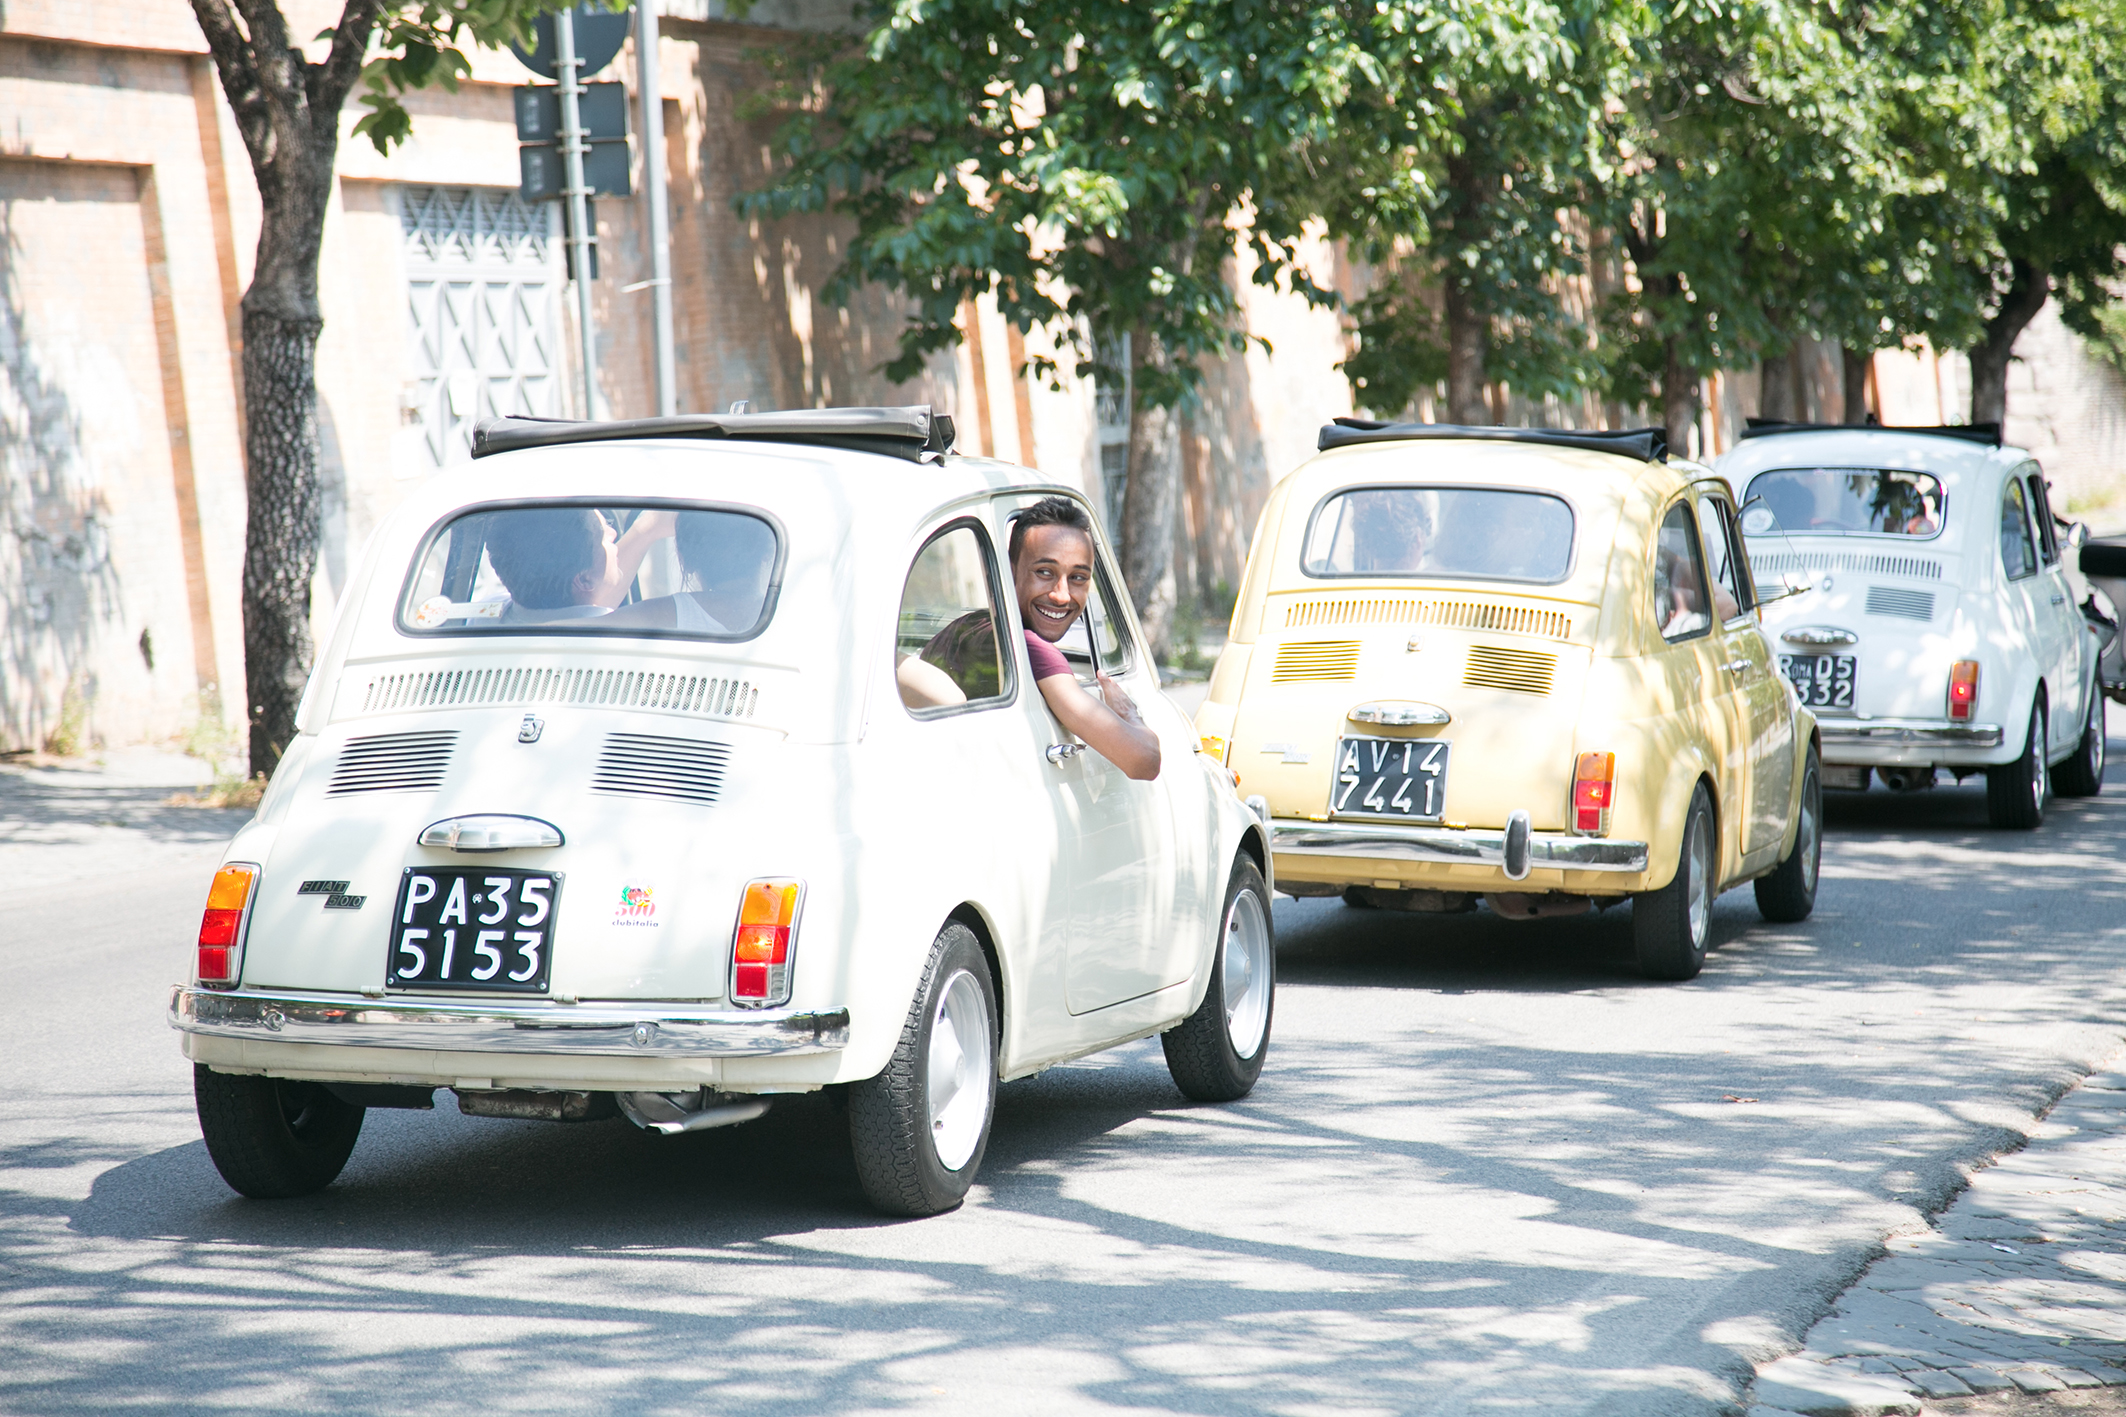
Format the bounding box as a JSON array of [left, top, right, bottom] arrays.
[[2027, 472, 2060, 565], [895, 522, 1014, 714], [1693, 494, 1747, 623], [1655, 501, 1713, 642], [2001, 480, 2039, 581]]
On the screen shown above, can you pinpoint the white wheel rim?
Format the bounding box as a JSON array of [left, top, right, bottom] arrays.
[[1222, 887, 1272, 1061], [926, 969, 991, 1172], [1799, 771, 1820, 894], [1685, 811, 1712, 949], [2093, 693, 2107, 776], [2034, 715, 2049, 810]]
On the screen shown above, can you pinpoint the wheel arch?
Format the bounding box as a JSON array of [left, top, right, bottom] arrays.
[[945, 902, 1007, 1051]]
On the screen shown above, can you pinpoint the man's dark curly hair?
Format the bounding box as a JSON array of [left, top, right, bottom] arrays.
[[1008, 495, 1095, 565]]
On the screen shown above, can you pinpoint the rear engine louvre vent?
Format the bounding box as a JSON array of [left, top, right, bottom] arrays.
[[1751, 551, 1944, 580], [327, 730, 458, 796], [1463, 645, 1558, 696], [1284, 598, 1571, 641], [1865, 586, 1936, 621], [591, 733, 731, 806], [358, 666, 760, 721], [1271, 641, 1362, 682]]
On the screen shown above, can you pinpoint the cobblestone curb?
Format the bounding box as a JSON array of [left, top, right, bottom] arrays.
[[1747, 1066, 2126, 1415]]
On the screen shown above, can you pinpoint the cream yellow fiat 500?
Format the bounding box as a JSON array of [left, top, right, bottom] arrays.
[[169, 407, 1271, 1217], [1194, 421, 1821, 980]]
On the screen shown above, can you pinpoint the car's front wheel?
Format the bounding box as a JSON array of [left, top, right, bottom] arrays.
[[1634, 785, 1715, 981], [1754, 746, 1821, 923], [2054, 683, 2106, 798], [848, 922, 998, 1217], [1162, 857, 1275, 1102], [1987, 697, 2049, 829], [193, 1065, 365, 1198]]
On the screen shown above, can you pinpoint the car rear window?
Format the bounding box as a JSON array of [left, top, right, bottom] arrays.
[[398, 501, 780, 639], [1302, 486, 1575, 583], [1740, 468, 1945, 538]]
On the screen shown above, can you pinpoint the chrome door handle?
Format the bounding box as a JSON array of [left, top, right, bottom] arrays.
[[2052, 593, 2068, 605], [1722, 659, 1755, 674], [1045, 743, 1084, 765]]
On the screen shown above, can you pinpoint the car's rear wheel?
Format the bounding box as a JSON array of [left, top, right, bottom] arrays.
[[193, 1065, 365, 1198], [1754, 746, 1821, 923], [1163, 857, 1275, 1102], [2054, 683, 2106, 798], [1634, 785, 1715, 981], [849, 922, 997, 1217], [1987, 697, 2049, 829]]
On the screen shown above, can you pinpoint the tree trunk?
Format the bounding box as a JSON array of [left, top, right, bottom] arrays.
[[1443, 280, 1490, 424], [1841, 346, 1872, 424], [1970, 257, 2048, 427], [1662, 337, 1696, 457], [1759, 342, 1795, 422], [241, 306, 325, 771], [1119, 329, 1181, 661]]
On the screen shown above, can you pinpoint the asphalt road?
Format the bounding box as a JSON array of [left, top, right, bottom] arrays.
[[6, 719, 2126, 1417]]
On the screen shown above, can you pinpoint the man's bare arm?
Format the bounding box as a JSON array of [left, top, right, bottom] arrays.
[[1036, 670, 1161, 780]]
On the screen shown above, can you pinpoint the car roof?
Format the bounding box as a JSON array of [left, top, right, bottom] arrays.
[[1715, 425, 2031, 485]]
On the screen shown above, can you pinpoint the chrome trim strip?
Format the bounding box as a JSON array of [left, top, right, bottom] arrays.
[[1270, 820, 1649, 873], [169, 987, 848, 1057], [1818, 719, 2004, 748]]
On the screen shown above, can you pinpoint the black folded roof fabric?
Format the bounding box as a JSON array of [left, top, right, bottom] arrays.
[[1737, 417, 2002, 447], [1317, 419, 1669, 463], [471, 406, 957, 462]]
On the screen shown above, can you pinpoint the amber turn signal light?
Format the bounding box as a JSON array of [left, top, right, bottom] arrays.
[[1948, 660, 1980, 722], [1572, 752, 1616, 836], [196, 863, 258, 987], [730, 879, 803, 1008]]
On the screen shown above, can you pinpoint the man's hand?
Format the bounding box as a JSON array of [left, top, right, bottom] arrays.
[[1037, 671, 1161, 781]]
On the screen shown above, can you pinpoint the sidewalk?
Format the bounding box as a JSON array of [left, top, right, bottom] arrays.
[[1749, 1058, 2126, 1417], [0, 747, 246, 894]]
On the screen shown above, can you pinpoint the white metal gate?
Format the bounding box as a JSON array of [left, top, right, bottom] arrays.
[[401, 186, 563, 469]]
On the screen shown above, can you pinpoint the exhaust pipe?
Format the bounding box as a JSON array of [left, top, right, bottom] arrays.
[[616, 1089, 770, 1135]]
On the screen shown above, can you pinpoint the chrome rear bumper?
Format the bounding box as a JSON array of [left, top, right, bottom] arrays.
[[1270, 821, 1649, 873], [1818, 719, 2004, 749], [169, 987, 849, 1057]]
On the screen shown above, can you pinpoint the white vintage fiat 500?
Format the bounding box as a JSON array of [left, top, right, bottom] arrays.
[[170, 407, 1272, 1216], [1719, 421, 2107, 828]]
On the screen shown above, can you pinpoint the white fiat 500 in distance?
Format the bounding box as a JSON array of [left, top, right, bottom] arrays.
[[1719, 420, 2107, 828], [170, 406, 1273, 1216]]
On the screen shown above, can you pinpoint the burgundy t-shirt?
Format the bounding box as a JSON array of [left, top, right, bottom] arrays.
[[1025, 630, 1073, 682]]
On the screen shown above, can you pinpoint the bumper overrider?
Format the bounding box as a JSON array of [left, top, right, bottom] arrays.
[[169, 987, 850, 1057], [1270, 819, 1649, 875]]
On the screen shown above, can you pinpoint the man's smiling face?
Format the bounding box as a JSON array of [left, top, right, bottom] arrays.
[[1015, 522, 1095, 642]]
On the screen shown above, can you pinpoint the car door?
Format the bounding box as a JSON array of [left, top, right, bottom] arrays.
[[994, 494, 1184, 1016], [888, 516, 1073, 1055], [1654, 497, 1746, 871], [1697, 484, 1794, 861], [2026, 466, 2084, 744], [1999, 475, 2056, 739]]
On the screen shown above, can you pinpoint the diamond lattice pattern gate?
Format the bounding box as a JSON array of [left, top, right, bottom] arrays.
[[402, 186, 563, 469]]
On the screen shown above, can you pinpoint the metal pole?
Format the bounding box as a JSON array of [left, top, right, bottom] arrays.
[[637, 3, 677, 416], [555, 8, 601, 419]]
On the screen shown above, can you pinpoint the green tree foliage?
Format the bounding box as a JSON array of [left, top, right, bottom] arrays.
[[742, 0, 1506, 647]]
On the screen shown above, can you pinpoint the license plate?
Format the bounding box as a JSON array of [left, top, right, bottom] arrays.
[[386, 868, 561, 993], [1779, 653, 1857, 710], [1332, 736, 1450, 820]]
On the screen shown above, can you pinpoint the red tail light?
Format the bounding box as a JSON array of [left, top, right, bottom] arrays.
[[730, 879, 803, 1008], [1573, 752, 1616, 836], [1948, 661, 1980, 721], [196, 863, 258, 987]]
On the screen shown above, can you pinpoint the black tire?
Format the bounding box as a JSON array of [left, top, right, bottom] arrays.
[[193, 1065, 365, 1199], [1987, 697, 2049, 829], [1634, 784, 1715, 981], [1163, 858, 1276, 1102], [848, 923, 998, 1217], [2055, 682, 2106, 798], [1754, 746, 1822, 923]]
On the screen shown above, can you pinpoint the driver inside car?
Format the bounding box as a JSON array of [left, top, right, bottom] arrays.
[[484, 507, 674, 624]]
